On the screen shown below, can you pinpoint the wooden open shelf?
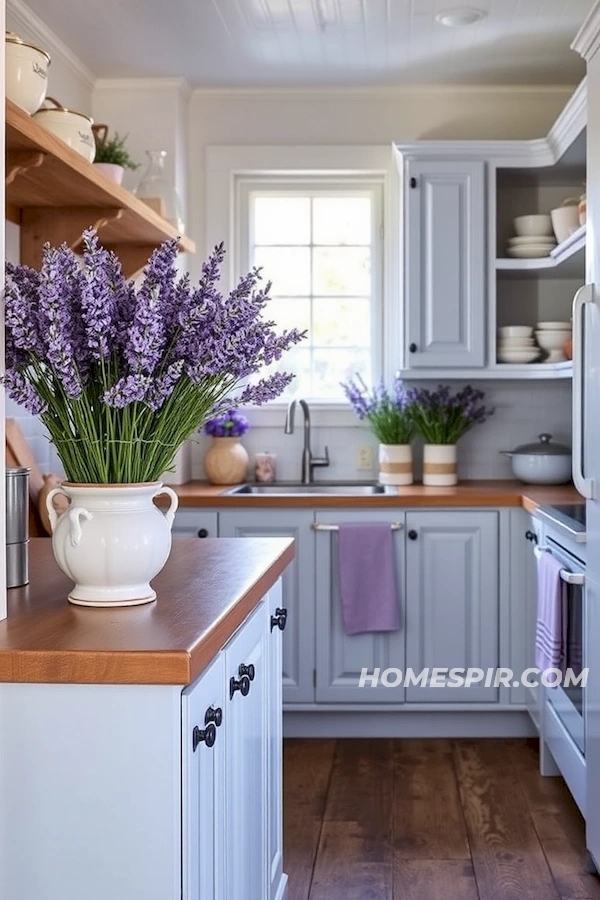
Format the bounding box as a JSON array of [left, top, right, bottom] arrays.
[[5, 99, 195, 276]]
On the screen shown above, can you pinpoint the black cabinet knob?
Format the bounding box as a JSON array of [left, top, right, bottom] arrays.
[[192, 722, 216, 751], [205, 706, 222, 727], [230, 674, 251, 700], [270, 607, 288, 632], [238, 663, 255, 682], [408, 529, 418, 540], [409, 343, 418, 353], [197, 528, 209, 538], [525, 530, 538, 544], [410, 176, 417, 188]]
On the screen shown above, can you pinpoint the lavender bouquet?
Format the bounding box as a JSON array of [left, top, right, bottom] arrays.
[[408, 384, 495, 444], [4, 230, 304, 483], [204, 409, 249, 438], [341, 374, 416, 444]]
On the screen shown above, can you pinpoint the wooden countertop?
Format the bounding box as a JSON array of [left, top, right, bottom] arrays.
[[0, 537, 294, 686], [169, 479, 583, 510]]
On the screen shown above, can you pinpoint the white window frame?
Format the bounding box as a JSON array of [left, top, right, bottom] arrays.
[[204, 144, 400, 426]]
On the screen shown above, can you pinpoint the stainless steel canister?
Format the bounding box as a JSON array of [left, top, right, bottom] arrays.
[[6, 466, 30, 588]]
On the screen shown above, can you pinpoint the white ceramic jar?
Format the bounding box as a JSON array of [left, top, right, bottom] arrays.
[[45, 482, 179, 607], [32, 97, 95, 161], [5, 31, 50, 114], [378, 443, 413, 486]]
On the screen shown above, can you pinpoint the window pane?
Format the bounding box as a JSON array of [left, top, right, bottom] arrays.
[[266, 297, 311, 335], [312, 298, 371, 346], [313, 197, 371, 245], [312, 348, 371, 399], [261, 348, 312, 401], [313, 247, 371, 296], [253, 197, 310, 245], [254, 246, 310, 295]]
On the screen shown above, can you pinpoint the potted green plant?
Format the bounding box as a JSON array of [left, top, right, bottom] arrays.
[[92, 124, 139, 185]]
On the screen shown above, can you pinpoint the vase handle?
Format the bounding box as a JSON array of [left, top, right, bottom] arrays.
[[69, 507, 93, 547], [156, 486, 179, 529], [45, 486, 70, 534]]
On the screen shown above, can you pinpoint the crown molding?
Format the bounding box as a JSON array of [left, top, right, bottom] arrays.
[[191, 83, 576, 101], [95, 77, 191, 97], [572, 1, 600, 61], [546, 77, 586, 161], [6, 0, 95, 92]]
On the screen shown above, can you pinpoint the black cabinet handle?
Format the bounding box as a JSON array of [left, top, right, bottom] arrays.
[[525, 530, 538, 544], [408, 529, 418, 540], [410, 176, 417, 188], [205, 706, 222, 727], [192, 722, 216, 751], [197, 528, 209, 538], [238, 663, 255, 682], [270, 607, 288, 632], [230, 674, 251, 700], [409, 343, 417, 353]]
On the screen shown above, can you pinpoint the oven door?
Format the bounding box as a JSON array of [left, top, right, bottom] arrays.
[[538, 538, 586, 755]]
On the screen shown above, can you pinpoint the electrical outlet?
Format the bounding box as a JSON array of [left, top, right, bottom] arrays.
[[356, 446, 374, 470]]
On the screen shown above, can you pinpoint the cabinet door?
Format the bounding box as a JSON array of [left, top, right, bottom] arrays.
[[405, 510, 499, 703], [314, 510, 406, 703], [181, 654, 226, 900], [224, 603, 268, 900], [219, 510, 315, 703], [172, 509, 218, 540], [506, 508, 541, 717], [265, 582, 287, 900], [405, 159, 485, 368]]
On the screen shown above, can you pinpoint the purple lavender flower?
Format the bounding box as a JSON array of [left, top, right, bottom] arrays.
[[204, 409, 250, 437], [341, 374, 415, 444], [409, 383, 495, 444], [37, 243, 84, 398]]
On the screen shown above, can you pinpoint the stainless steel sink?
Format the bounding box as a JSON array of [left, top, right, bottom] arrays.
[[226, 482, 385, 496]]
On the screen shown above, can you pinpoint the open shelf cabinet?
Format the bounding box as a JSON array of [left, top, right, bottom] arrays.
[[5, 99, 195, 275]]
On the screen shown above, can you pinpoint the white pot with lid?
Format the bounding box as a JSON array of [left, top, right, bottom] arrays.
[[500, 433, 572, 485], [32, 96, 95, 162], [6, 30, 50, 114]]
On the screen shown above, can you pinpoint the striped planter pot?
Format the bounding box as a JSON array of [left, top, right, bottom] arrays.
[[422, 444, 458, 486], [378, 444, 413, 486]]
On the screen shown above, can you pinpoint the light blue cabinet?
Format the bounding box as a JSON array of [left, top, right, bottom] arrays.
[[172, 509, 219, 540], [404, 510, 499, 703], [314, 510, 406, 703], [219, 510, 315, 704], [404, 158, 486, 369]]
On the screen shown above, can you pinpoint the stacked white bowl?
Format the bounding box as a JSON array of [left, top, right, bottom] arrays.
[[535, 321, 572, 363], [506, 215, 556, 258], [497, 325, 540, 364]]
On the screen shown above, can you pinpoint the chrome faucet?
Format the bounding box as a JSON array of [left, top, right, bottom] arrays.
[[284, 399, 330, 484]]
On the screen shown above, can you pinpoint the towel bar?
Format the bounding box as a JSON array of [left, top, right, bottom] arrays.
[[533, 545, 585, 585], [312, 522, 403, 532]]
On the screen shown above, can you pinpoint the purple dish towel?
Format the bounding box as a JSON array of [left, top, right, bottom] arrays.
[[534, 550, 566, 674], [338, 523, 400, 635]]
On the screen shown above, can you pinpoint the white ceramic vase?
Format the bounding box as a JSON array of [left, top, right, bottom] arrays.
[[93, 162, 124, 184], [378, 443, 413, 486], [422, 444, 458, 486], [45, 482, 179, 607]]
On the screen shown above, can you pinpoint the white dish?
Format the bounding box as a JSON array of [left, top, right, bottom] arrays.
[[497, 349, 541, 364], [508, 236, 556, 246], [536, 321, 571, 330], [498, 326, 533, 338], [498, 339, 535, 348], [506, 246, 554, 259], [513, 214, 553, 237]]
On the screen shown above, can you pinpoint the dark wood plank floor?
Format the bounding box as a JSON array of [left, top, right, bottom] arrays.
[[283, 738, 600, 900]]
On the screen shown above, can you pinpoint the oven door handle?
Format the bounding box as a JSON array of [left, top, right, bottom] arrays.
[[533, 545, 585, 585]]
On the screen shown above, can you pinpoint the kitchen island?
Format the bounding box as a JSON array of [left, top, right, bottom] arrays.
[[0, 537, 294, 900]]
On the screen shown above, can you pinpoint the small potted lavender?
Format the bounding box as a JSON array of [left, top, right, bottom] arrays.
[[203, 409, 250, 485], [408, 385, 495, 485], [341, 374, 416, 486], [4, 230, 304, 607]]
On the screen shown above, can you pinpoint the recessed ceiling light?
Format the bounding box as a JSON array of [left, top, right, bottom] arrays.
[[434, 7, 487, 27]]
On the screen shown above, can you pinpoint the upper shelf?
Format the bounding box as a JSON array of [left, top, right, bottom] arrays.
[[5, 99, 195, 275], [495, 224, 585, 279]]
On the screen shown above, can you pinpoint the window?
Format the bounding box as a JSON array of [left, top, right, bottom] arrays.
[[237, 178, 383, 402]]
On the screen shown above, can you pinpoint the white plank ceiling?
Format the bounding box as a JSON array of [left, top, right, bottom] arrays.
[[21, 0, 593, 86]]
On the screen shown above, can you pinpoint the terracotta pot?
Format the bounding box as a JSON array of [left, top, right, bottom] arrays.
[[204, 437, 249, 485]]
